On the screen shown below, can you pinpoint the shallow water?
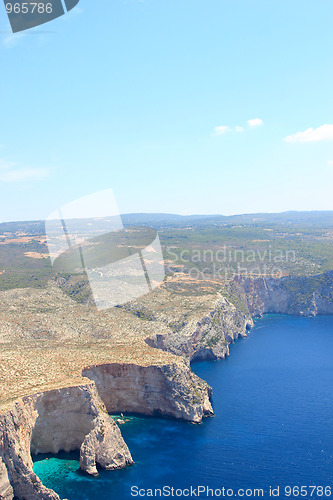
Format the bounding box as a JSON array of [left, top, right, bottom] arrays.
[[33, 315, 333, 499]]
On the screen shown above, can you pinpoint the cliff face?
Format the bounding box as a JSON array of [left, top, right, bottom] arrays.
[[0, 457, 13, 500], [143, 272, 333, 365], [2, 270, 332, 499], [0, 359, 213, 499], [0, 382, 133, 500], [234, 271, 333, 317], [82, 361, 214, 423], [145, 296, 253, 361]]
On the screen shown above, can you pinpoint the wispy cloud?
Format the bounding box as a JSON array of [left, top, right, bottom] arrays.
[[0, 158, 50, 182], [284, 124, 333, 143], [327, 160, 333, 166], [248, 118, 264, 127], [2, 32, 26, 49], [213, 126, 231, 136], [213, 118, 263, 136]]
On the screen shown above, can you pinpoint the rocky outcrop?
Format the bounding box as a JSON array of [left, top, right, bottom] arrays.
[[3, 270, 331, 499], [144, 272, 333, 364], [0, 457, 13, 500], [145, 296, 253, 361], [234, 270, 333, 317], [83, 361, 214, 423], [0, 382, 133, 500], [0, 359, 213, 498]]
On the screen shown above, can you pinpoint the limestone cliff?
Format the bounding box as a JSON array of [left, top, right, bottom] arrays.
[[145, 295, 253, 361], [234, 270, 333, 317], [82, 361, 213, 423], [0, 358, 213, 499], [0, 457, 13, 500], [143, 272, 332, 364], [2, 270, 332, 499], [0, 382, 133, 500]]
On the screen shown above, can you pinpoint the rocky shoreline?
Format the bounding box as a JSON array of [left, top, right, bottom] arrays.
[[235, 270, 333, 317], [145, 271, 333, 363], [1, 270, 332, 500], [145, 294, 253, 361], [0, 382, 133, 500], [0, 361, 213, 500]]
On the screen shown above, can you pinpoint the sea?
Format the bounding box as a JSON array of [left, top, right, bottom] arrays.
[[33, 315, 333, 499]]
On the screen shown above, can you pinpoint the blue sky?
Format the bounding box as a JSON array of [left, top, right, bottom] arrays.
[[0, 0, 333, 222]]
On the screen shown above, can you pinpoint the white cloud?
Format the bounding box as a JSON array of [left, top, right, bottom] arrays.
[[2, 32, 26, 49], [213, 119, 263, 136], [327, 160, 333, 166], [284, 124, 333, 143], [0, 158, 50, 182], [248, 118, 264, 127], [213, 126, 230, 136]]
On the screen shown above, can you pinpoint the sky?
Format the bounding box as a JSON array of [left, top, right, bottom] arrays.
[[0, 0, 333, 222]]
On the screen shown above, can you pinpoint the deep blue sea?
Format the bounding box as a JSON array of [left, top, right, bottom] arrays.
[[33, 315, 333, 499]]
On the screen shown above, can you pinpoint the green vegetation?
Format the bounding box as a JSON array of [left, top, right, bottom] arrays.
[[1, 213, 333, 297]]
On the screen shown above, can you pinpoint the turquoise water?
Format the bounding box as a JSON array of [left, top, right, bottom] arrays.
[[33, 315, 333, 499]]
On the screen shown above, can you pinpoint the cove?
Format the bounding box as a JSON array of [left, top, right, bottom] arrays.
[[33, 315, 333, 499]]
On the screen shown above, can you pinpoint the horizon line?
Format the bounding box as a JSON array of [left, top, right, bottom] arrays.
[[1, 209, 333, 225]]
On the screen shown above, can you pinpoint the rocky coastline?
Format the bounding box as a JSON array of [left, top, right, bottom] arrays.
[[145, 271, 333, 362], [145, 295, 253, 361], [234, 270, 333, 317], [1, 270, 333, 499], [0, 382, 133, 500], [0, 360, 212, 500]]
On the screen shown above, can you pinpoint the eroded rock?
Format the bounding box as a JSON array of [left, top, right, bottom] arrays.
[[145, 296, 253, 361], [0, 456, 13, 500], [0, 382, 133, 499], [234, 271, 333, 317], [83, 361, 214, 423]]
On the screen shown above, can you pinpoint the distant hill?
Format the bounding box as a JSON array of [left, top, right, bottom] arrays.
[[2, 210, 333, 234], [122, 211, 333, 228]]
